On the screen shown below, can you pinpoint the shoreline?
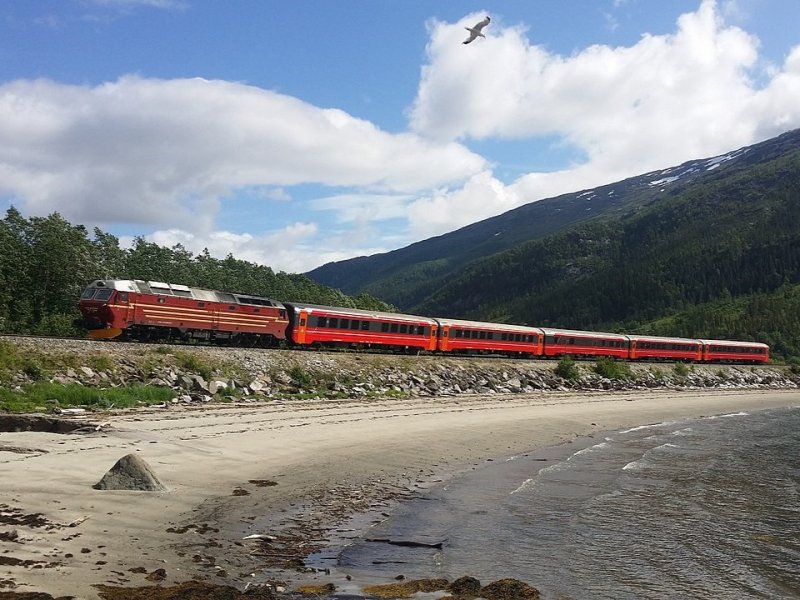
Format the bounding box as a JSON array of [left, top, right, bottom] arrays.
[[1, 388, 798, 598]]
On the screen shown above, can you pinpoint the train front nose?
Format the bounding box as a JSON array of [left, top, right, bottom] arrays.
[[79, 301, 108, 330]]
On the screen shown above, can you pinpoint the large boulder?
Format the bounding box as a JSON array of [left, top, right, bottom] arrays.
[[93, 453, 167, 491]]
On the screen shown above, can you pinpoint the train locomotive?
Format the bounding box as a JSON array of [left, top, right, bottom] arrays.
[[78, 279, 770, 363]]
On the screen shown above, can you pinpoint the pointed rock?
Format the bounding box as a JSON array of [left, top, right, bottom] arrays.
[[93, 453, 167, 491]]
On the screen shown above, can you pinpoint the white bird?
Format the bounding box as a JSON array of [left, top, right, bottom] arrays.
[[463, 16, 490, 44]]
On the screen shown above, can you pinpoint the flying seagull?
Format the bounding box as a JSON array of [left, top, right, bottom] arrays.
[[463, 16, 490, 44]]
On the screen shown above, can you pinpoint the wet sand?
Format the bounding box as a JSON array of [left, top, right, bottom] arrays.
[[0, 388, 797, 598]]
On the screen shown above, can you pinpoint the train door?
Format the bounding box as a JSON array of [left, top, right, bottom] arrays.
[[118, 291, 134, 327], [437, 324, 449, 351], [534, 333, 545, 357], [294, 309, 309, 344]]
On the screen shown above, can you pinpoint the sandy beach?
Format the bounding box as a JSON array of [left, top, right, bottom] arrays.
[[1, 387, 798, 598]]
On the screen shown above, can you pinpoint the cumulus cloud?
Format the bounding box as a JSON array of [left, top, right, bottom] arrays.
[[406, 172, 520, 239], [411, 0, 799, 182], [139, 222, 321, 274], [139, 222, 392, 274], [0, 76, 486, 229]]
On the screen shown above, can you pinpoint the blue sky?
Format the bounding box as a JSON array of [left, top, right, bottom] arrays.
[[2, 1, 799, 273]]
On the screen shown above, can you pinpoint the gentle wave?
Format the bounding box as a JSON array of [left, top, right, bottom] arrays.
[[619, 420, 677, 434]]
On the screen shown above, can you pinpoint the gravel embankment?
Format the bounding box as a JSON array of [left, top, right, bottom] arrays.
[[3, 336, 797, 407]]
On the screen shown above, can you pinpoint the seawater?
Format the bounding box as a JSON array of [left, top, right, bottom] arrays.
[[336, 406, 800, 599]]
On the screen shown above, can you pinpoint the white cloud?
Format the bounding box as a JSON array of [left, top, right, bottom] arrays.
[[136, 222, 394, 274], [310, 193, 411, 224], [138, 222, 321, 273], [411, 1, 800, 170], [406, 171, 520, 239], [406, 0, 800, 229], [0, 76, 485, 228]]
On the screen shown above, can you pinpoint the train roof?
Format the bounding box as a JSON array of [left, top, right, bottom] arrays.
[[698, 339, 769, 348], [539, 327, 629, 340], [626, 334, 701, 343], [284, 302, 437, 324], [434, 317, 543, 333], [84, 279, 285, 308]]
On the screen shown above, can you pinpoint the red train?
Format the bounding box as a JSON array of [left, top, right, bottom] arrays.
[[78, 279, 770, 363]]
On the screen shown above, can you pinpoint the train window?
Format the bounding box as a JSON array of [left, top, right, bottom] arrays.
[[119, 292, 129, 303], [390, 323, 399, 333], [81, 288, 96, 299], [500, 333, 507, 341], [173, 289, 192, 298], [94, 289, 112, 301], [455, 329, 462, 338], [361, 320, 370, 331], [299, 318, 306, 326], [568, 338, 575, 345], [400, 324, 408, 334], [316, 316, 327, 327], [329, 318, 338, 328], [380, 322, 388, 332], [339, 319, 349, 329], [351, 320, 361, 330], [280, 309, 286, 319], [515, 334, 522, 342]]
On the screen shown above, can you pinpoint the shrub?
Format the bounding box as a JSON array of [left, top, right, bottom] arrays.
[[173, 351, 214, 381], [288, 366, 313, 387], [673, 362, 690, 377], [593, 356, 632, 380], [554, 356, 580, 381], [87, 353, 115, 372]]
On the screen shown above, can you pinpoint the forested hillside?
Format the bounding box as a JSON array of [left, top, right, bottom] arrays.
[[0, 208, 388, 336], [411, 149, 800, 358], [309, 129, 800, 309]]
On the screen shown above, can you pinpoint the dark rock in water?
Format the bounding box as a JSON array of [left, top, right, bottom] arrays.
[[480, 578, 541, 600], [366, 537, 444, 549], [93, 453, 167, 491], [449, 576, 482, 597]]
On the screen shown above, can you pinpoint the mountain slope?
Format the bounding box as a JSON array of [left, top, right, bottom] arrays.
[[308, 129, 800, 309], [412, 147, 800, 335]]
